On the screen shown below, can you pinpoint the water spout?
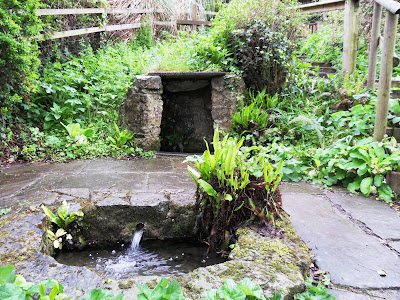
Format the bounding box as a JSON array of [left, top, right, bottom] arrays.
[[129, 223, 144, 253]]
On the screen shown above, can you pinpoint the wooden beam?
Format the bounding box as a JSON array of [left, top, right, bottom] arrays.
[[105, 23, 141, 31], [153, 21, 176, 26], [373, 11, 399, 141], [192, 4, 198, 31], [36, 8, 150, 16], [205, 11, 217, 16], [297, 0, 345, 14], [374, 0, 400, 14], [342, 0, 359, 75], [36, 23, 141, 40], [367, 2, 383, 90]]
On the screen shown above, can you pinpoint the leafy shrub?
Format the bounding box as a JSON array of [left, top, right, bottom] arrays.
[[0, 0, 42, 128], [186, 128, 282, 252], [228, 19, 294, 94]]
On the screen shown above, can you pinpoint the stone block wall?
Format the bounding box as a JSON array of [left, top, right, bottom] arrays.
[[120, 73, 244, 152]]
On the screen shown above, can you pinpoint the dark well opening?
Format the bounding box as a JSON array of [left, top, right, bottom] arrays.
[[160, 78, 214, 153]]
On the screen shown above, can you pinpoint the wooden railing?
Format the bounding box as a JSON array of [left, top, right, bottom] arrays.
[[297, 0, 400, 142], [36, 5, 215, 40]]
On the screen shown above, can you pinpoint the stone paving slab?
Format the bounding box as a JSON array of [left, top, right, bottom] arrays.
[[326, 191, 400, 241], [282, 192, 400, 289], [31, 173, 149, 192], [328, 289, 376, 299], [0, 173, 43, 199], [83, 158, 176, 173], [1, 160, 89, 175], [279, 181, 324, 194]]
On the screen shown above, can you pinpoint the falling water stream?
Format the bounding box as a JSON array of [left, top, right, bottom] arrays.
[[56, 225, 225, 279]]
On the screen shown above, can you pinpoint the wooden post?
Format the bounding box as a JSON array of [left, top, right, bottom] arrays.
[[373, 11, 399, 141], [342, 0, 360, 75], [191, 4, 197, 31], [367, 2, 383, 90]]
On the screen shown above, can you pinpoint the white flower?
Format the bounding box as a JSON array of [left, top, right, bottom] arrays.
[[66, 234, 73, 240], [53, 240, 60, 249]]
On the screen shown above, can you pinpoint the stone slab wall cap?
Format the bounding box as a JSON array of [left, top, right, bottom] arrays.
[[135, 75, 162, 90]]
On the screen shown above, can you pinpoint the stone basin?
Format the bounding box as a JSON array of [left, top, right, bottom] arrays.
[[0, 158, 311, 299]]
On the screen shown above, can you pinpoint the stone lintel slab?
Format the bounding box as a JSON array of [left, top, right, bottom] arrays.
[[148, 71, 226, 79], [282, 193, 400, 289], [325, 192, 400, 240]]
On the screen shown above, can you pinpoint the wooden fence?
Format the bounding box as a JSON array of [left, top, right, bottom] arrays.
[[36, 5, 215, 40]]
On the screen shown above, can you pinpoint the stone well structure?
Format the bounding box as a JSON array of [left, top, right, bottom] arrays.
[[119, 72, 244, 152]]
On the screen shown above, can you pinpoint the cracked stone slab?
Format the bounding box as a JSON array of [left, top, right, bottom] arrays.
[[130, 193, 167, 207], [55, 188, 90, 199], [389, 241, 400, 253], [282, 193, 400, 289], [325, 192, 400, 240], [279, 182, 324, 194]]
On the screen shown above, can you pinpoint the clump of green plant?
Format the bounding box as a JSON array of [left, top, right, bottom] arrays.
[[295, 276, 335, 300], [202, 278, 283, 300], [310, 138, 399, 202], [62, 122, 94, 145], [108, 123, 135, 149], [41, 201, 84, 250], [186, 128, 282, 252], [0, 265, 123, 300], [0, 265, 68, 300], [137, 278, 185, 300]]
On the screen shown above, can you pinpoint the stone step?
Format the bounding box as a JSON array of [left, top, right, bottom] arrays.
[[311, 61, 333, 68], [311, 66, 336, 73]]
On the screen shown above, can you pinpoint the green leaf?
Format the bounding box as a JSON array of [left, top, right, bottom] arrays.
[[81, 288, 124, 300], [0, 266, 16, 285], [165, 280, 184, 299], [378, 184, 393, 202], [225, 194, 233, 201], [14, 275, 34, 291], [0, 208, 11, 216], [198, 179, 218, 198], [374, 174, 384, 188], [0, 283, 26, 300], [347, 179, 361, 193], [360, 177, 373, 196]]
